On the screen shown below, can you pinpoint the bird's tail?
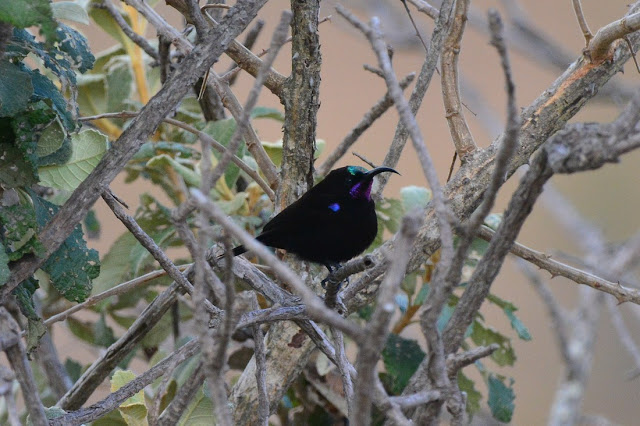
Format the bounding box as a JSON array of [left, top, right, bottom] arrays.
[[232, 245, 247, 257]]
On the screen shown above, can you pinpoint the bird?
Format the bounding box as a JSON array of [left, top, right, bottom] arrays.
[[232, 165, 399, 272]]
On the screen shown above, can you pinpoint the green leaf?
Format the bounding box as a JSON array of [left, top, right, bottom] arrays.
[[250, 106, 284, 121], [0, 118, 39, 188], [39, 129, 108, 190], [0, 203, 43, 261], [400, 271, 418, 298], [202, 118, 245, 188], [504, 308, 531, 341], [400, 185, 431, 212], [90, 232, 135, 302], [261, 139, 326, 167], [0, 241, 9, 285], [51, 1, 90, 25], [66, 317, 96, 344], [106, 61, 134, 113], [218, 192, 248, 215], [178, 384, 215, 426], [88, 5, 130, 47], [35, 117, 68, 165], [55, 23, 95, 73], [147, 154, 201, 187], [458, 370, 482, 417], [32, 194, 100, 302], [0, 0, 57, 40], [111, 370, 149, 426], [0, 61, 33, 117], [12, 277, 46, 355], [414, 283, 430, 306], [84, 209, 101, 239], [470, 320, 516, 367], [64, 358, 83, 383], [486, 293, 531, 341], [487, 374, 515, 422], [484, 213, 502, 230], [94, 313, 117, 347], [92, 410, 129, 426], [381, 334, 426, 394], [29, 68, 75, 131]]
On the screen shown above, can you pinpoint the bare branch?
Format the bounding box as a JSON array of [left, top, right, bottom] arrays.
[[0, 308, 47, 426], [103, 0, 159, 60], [441, 0, 476, 158], [407, 0, 439, 20], [250, 296, 270, 426], [587, 11, 640, 62]]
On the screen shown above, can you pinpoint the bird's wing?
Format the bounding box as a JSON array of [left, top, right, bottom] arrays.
[[261, 192, 340, 234]]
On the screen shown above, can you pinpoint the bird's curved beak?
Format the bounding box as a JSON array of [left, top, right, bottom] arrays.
[[363, 166, 400, 180]]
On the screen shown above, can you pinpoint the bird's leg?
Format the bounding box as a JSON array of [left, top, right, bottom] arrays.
[[321, 262, 346, 289]]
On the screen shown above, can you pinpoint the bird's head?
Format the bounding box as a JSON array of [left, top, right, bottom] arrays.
[[325, 165, 399, 201]]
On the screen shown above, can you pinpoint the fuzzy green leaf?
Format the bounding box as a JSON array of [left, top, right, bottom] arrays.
[[0, 0, 57, 41], [486, 293, 531, 341], [33, 195, 99, 302], [51, 1, 90, 25], [111, 370, 149, 426], [400, 185, 431, 212], [39, 129, 108, 191], [487, 374, 515, 422], [0, 241, 9, 285], [470, 320, 516, 367], [178, 385, 214, 426], [12, 277, 46, 354], [381, 334, 426, 394], [0, 203, 43, 261], [0, 61, 33, 117], [458, 370, 482, 417]]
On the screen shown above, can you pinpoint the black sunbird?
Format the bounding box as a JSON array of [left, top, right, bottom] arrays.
[[232, 165, 399, 271]]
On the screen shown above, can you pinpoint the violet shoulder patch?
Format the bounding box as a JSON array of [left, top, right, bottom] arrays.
[[328, 202, 340, 212]]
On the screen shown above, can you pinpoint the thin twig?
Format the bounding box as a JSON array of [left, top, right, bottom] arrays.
[[441, 0, 477, 158], [251, 296, 270, 426], [157, 361, 205, 426], [407, 0, 439, 20], [103, 0, 159, 60], [572, 0, 593, 47]]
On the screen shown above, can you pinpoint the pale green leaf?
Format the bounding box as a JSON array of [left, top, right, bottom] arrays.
[[146, 154, 201, 187], [400, 185, 431, 212], [38, 129, 108, 190], [111, 370, 149, 426], [51, 1, 90, 25], [36, 117, 65, 157], [178, 385, 215, 426]]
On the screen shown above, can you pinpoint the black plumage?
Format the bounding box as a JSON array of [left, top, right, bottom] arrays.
[[233, 165, 399, 270]]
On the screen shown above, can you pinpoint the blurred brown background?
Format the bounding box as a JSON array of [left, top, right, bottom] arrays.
[[57, 0, 640, 423]]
